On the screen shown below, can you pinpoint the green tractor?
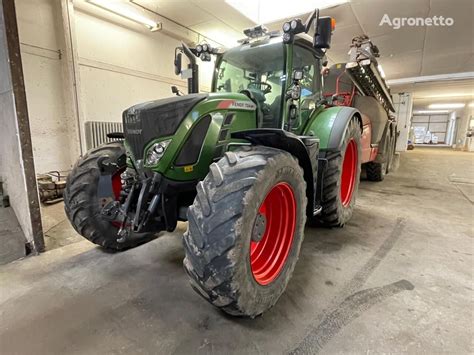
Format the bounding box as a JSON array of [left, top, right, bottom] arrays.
[[64, 9, 397, 317]]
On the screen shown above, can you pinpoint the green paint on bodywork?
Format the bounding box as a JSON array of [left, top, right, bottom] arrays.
[[302, 106, 346, 150], [125, 92, 257, 182], [123, 39, 348, 182]]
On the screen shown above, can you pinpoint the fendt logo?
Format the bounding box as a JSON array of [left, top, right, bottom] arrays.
[[379, 14, 454, 30]]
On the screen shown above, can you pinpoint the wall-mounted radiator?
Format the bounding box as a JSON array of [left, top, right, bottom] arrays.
[[85, 121, 123, 150]]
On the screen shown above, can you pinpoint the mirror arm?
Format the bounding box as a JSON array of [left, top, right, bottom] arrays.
[[304, 8, 319, 33], [181, 42, 196, 65]]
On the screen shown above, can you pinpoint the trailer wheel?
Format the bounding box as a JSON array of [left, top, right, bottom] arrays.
[[64, 142, 155, 250], [183, 146, 307, 317], [366, 129, 391, 181], [386, 129, 397, 173], [318, 118, 361, 227], [365, 160, 386, 181]]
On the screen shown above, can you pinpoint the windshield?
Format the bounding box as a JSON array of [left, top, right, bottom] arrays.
[[214, 40, 286, 128]]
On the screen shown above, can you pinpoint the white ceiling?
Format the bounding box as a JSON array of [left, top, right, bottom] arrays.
[[134, 0, 473, 79], [133, 0, 473, 102]]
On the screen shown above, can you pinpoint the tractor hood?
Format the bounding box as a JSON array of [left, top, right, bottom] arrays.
[[122, 93, 208, 159]]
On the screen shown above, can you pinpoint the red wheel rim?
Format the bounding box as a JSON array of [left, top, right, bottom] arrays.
[[110, 169, 125, 228], [111, 170, 124, 200], [250, 182, 297, 286], [340, 139, 358, 207]]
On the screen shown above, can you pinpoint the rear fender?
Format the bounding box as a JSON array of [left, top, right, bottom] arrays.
[[303, 106, 362, 151], [231, 129, 320, 218], [303, 107, 363, 205]]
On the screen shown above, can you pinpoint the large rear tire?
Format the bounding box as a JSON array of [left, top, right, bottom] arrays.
[[183, 146, 307, 317], [64, 142, 155, 250], [318, 118, 362, 227]]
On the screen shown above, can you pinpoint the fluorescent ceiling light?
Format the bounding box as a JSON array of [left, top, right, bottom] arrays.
[[87, 0, 161, 31], [419, 93, 474, 99], [225, 0, 349, 24], [428, 103, 465, 109], [387, 72, 474, 86], [413, 110, 450, 115]]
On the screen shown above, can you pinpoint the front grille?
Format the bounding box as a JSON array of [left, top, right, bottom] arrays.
[[123, 93, 208, 159]]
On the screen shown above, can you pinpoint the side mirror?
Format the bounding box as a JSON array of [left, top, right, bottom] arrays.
[[174, 52, 182, 75], [314, 17, 335, 49]]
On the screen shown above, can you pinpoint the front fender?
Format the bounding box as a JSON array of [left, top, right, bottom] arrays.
[[303, 106, 362, 151], [231, 129, 320, 218]]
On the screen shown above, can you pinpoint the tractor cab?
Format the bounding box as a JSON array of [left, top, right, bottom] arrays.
[[212, 33, 330, 133], [213, 37, 287, 129], [175, 9, 334, 135]]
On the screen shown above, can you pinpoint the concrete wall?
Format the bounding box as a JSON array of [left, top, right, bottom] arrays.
[[454, 106, 473, 148], [75, 9, 215, 124], [0, 0, 33, 246], [445, 111, 457, 146], [75, 9, 187, 126], [392, 92, 413, 151], [16, 0, 76, 174], [16, 0, 216, 174]]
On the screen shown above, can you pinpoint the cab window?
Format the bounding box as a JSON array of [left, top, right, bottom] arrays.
[[292, 45, 321, 119]]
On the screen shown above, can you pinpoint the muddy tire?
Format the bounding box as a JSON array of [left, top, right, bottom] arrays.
[[365, 160, 386, 181], [183, 146, 307, 317], [366, 129, 390, 181], [64, 142, 155, 250], [318, 118, 362, 227]]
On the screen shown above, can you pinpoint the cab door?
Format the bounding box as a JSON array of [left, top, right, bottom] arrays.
[[291, 45, 323, 134]]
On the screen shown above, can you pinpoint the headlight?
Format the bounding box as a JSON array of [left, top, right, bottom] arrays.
[[282, 32, 292, 43], [282, 22, 291, 33], [145, 140, 171, 166]]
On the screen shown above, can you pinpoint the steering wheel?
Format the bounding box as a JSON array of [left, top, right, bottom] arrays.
[[247, 82, 272, 95]]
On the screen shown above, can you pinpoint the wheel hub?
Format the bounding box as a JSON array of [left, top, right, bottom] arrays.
[[249, 182, 297, 286], [251, 213, 267, 242]]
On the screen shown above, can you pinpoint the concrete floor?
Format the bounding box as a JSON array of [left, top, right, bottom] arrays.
[[40, 202, 82, 251], [0, 147, 472, 354], [0, 207, 26, 264]]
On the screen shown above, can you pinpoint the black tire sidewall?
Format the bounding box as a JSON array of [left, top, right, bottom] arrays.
[[229, 156, 306, 316], [336, 120, 362, 223], [65, 143, 154, 250], [184, 147, 307, 317]]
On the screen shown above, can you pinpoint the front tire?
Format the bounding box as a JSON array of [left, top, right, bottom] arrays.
[[183, 146, 307, 317], [64, 142, 155, 250]]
